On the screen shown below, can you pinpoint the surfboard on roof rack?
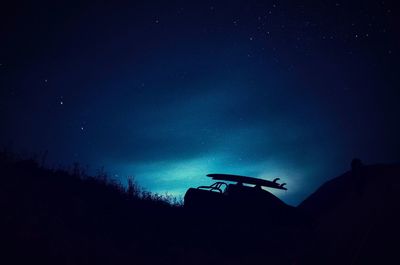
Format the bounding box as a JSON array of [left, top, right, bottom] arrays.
[[206, 173, 287, 190]]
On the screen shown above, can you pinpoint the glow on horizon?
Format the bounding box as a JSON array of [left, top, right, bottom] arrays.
[[111, 154, 307, 205]]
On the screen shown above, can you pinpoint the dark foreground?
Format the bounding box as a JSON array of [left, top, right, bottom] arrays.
[[1, 152, 399, 265]]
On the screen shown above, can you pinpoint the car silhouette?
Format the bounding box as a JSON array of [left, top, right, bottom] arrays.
[[184, 174, 290, 213]]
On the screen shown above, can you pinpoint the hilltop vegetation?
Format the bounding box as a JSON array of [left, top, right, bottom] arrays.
[[0, 151, 184, 265]]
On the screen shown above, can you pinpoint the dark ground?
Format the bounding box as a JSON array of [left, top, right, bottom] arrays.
[[1, 151, 398, 265]]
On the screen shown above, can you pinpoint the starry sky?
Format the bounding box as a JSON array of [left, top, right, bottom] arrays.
[[1, 1, 399, 205]]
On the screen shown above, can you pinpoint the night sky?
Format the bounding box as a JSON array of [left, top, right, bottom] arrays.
[[1, 1, 399, 205]]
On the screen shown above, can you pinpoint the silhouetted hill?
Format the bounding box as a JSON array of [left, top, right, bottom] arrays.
[[0, 152, 183, 265], [1, 152, 398, 264], [0, 152, 307, 265], [297, 162, 400, 264]]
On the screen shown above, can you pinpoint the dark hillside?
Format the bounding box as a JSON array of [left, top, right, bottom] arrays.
[[297, 162, 400, 264], [0, 153, 182, 265], [0, 152, 307, 265], [2, 152, 397, 265]]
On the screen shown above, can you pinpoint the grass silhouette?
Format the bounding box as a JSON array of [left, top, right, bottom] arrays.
[[1, 150, 307, 265], [0, 151, 187, 265]]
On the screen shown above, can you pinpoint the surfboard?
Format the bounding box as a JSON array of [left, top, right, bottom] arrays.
[[206, 173, 287, 190]]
